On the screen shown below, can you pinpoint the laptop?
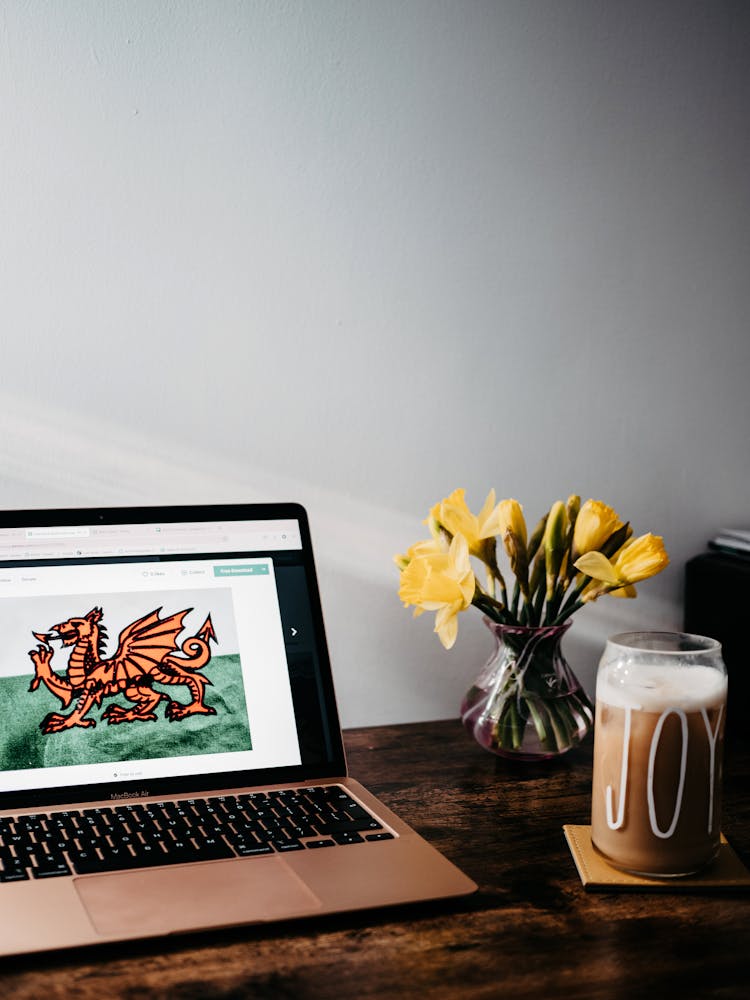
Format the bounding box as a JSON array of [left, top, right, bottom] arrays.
[[0, 502, 476, 956]]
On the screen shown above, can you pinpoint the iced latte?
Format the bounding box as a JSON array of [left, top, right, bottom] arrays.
[[591, 633, 727, 877]]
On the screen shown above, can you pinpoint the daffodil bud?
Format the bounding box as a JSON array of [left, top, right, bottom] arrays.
[[560, 495, 580, 587], [566, 495, 581, 531], [494, 499, 529, 593], [529, 550, 545, 594], [504, 528, 529, 596], [544, 501, 568, 599], [497, 499, 527, 548]]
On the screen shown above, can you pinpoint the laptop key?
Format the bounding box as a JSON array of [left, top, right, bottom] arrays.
[[316, 818, 383, 835], [197, 838, 234, 859], [31, 857, 72, 879], [234, 843, 274, 857], [70, 849, 133, 875], [0, 866, 30, 882], [305, 839, 336, 849], [332, 831, 365, 845], [270, 838, 304, 852]]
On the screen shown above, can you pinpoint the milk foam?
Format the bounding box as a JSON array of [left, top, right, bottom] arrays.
[[597, 663, 727, 712]]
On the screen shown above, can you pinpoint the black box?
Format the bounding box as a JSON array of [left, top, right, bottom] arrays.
[[684, 551, 749, 744]]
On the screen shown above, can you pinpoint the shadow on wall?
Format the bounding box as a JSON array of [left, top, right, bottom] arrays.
[[0, 393, 681, 727], [319, 566, 495, 728]]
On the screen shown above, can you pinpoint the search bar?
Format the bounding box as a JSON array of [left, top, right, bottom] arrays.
[[25, 527, 91, 539]]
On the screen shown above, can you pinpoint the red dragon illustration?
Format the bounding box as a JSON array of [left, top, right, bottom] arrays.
[[28, 606, 218, 734]]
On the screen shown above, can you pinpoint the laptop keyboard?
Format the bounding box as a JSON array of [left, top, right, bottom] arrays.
[[0, 786, 394, 882]]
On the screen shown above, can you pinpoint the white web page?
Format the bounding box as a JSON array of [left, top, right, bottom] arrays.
[[0, 519, 301, 561], [0, 556, 301, 793]]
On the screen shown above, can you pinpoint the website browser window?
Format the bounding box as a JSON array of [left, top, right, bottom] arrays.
[[0, 519, 307, 795]]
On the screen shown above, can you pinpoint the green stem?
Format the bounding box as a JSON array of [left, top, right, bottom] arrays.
[[495, 698, 515, 749], [546, 700, 572, 749], [510, 580, 520, 620], [542, 585, 559, 625], [548, 598, 584, 627], [568, 688, 595, 725], [531, 583, 545, 627], [508, 701, 523, 749], [556, 696, 586, 743], [473, 593, 514, 625], [556, 575, 593, 619], [526, 698, 554, 751]]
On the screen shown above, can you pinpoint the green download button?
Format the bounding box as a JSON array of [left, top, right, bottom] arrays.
[[213, 564, 269, 577]]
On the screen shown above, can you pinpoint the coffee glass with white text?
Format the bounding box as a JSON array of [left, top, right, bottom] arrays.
[[591, 632, 727, 877]]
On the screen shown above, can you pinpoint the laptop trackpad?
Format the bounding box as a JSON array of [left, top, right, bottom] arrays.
[[75, 858, 323, 938]]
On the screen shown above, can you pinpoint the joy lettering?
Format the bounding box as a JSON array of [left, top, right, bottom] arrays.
[[605, 705, 723, 837]]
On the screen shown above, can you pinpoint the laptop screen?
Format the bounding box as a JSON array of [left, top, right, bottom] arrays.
[[0, 504, 344, 809]]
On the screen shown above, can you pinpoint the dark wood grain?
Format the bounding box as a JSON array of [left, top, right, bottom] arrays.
[[2, 720, 749, 999]]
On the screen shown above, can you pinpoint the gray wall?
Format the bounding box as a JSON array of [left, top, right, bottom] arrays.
[[1, 1, 748, 725]]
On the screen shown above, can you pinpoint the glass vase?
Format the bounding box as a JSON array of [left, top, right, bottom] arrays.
[[460, 618, 594, 760]]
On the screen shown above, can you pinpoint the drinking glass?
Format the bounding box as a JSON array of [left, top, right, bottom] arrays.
[[591, 631, 727, 877]]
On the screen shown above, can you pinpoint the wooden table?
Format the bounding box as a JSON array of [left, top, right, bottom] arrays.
[[3, 720, 749, 998]]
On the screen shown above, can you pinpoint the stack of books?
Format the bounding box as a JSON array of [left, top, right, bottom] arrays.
[[709, 528, 750, 558]]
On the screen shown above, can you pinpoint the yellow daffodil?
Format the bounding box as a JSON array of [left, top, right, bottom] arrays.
[[397, 533, 476, 649], [428, 488, 503, 559], [393, 536, 446, 571], [571, 499, 624, 560], [398, 488, 669, 638], [613, 533, 670, 583], [574, 533, 669, 600]]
